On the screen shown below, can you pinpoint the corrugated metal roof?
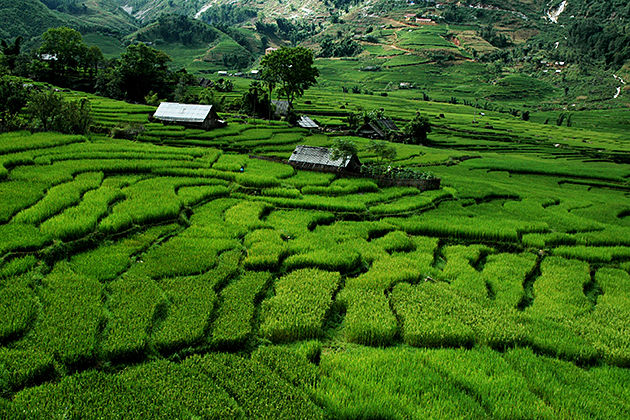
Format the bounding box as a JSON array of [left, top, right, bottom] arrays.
[[154, 102, 213, 123], [376, 119, 400, 132], [289, 145, 352, 168], [297, 116, 319, 129], [358, 123, 386, 138]]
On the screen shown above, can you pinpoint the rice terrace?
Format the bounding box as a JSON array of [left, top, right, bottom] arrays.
[[1, 0, 630, 418]]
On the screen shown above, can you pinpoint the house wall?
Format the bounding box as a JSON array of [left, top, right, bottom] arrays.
[[289, 162, 344, 173]]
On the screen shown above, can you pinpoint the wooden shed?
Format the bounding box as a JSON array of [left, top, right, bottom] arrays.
[[289, 145, 360, 173], [271, 100, 290, 117], [153, 102, 226, 130], [357, 119, 401, 139]]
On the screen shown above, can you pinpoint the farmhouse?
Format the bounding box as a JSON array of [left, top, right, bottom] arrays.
[[289, 145, 361, 173], [153, 102, 226, 130]]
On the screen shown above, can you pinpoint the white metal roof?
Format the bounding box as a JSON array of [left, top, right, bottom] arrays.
[[153, 102, 213, 123], [297, 116, 319, 129]]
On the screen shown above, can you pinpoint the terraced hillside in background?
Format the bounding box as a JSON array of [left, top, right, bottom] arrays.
[[1, 90, 630, 418]]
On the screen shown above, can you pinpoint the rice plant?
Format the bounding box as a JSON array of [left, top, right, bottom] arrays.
[[260, 269, 341, 342], [0, 282, 37, 342], [40, 184, 124, 240], [0, 348, 54, 392], [183, 353, 324, 419], [30, 264, 104, 367], [152, 277, 218, 353], [101, 274, 166, 361], [211, 272, 271, 348], [13, 172, 103, 225], [526, 256, 592, 322]]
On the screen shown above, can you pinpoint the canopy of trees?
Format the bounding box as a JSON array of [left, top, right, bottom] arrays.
[[133, 14, 219, 46], [319, 36, 363, 58], [36, 27, 103, 89], [567, 19, 630, 68], [260, 47, 319, 109], [108, 43, 172, 103]]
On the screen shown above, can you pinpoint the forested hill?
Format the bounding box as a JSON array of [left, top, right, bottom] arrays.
[[0, 0, 137, 40]]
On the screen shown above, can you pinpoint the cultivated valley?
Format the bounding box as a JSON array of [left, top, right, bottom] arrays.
[[1, 0, 630, 418]]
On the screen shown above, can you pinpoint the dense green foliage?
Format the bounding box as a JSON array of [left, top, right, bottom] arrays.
[[261, 47, 319, 109], [130, 14, 219, 46]]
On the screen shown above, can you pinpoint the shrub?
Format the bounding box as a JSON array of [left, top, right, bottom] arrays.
[[402, 112, 431, 145], [27, 90, 92, 134]]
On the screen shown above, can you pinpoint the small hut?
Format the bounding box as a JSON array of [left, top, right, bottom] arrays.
[[271, 100, 290, 117], [153, 102, 226, 130], [289, 145, 360, 173], [357, 119, 401, 139], [297, 116, 319, 129]]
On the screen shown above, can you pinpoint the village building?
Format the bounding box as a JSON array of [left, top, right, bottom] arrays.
[[265, 47, 278, 55], [288, 145, 361, 173], [153, 102, 226, 130], [39, 54, 58, 61]]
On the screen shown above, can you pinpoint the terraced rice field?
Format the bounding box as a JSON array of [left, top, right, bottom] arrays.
[[1, 93, 630, 418]]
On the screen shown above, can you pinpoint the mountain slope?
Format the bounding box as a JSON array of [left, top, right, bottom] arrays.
[[0, 0, 138, 41], [115, 0, 331, 23]]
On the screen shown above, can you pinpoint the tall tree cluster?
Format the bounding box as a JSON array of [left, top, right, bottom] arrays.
[[260, 47, 319, 110]]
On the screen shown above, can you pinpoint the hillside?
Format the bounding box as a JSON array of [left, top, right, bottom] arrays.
[[123, 14, 264, 71], [0, 0, 138, 41], [116, 0, 331, 23]]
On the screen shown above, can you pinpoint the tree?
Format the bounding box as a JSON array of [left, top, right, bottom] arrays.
[[0, 76, 27, 131], [330, 138, 358, 168], [26, 90, 64, 132], [112, 43, 172, 102], [404, 112, 431, 145], [240, 81, 270, 118], [198, 88, 225, 112], [0, 36, 23, 73], [366, 140, 397, 163], [260, 47, 319, 110], [39, 27, 90, 86], [26, 89, 92, 134]]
